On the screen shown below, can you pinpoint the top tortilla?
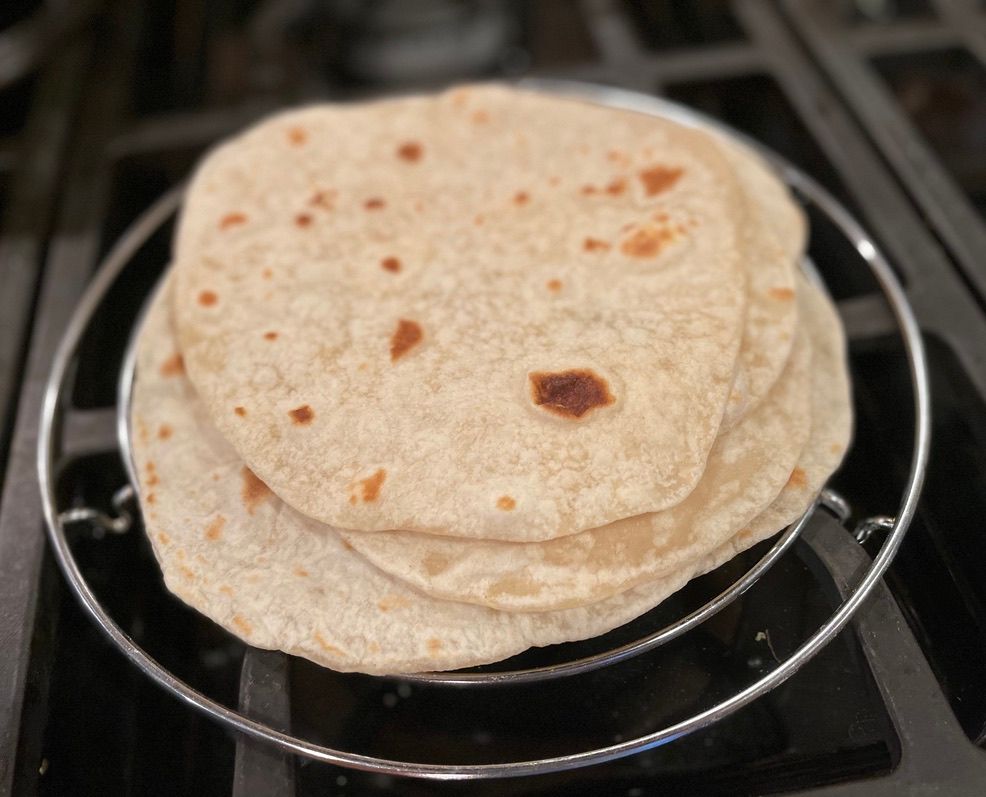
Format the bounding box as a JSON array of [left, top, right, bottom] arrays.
[[170, 84, 751, 541]]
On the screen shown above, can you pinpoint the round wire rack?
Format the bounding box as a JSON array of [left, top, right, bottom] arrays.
[[37, 81, 930, 780]]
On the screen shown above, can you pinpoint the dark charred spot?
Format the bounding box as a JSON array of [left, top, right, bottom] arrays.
[[583, 237, 610, 252], [241, 467, 272, 514], [364, 197, 386, 210], [234, 406, 247, 417], [497, 495, 516, 511], [219, 212, 247, 230], [287, 127, 307, 145], [397, 141, 423, 162], [390, 319, 423, 362], [295, 213, 312, 227], [620, 224, 675, 258], [605, 177, 626, 196], [289, 405, 314, 425], [639, 165, 683, 196], [157, 424, 173, 440], [529, 369, 615, 419], [263, 331, 279, 340], [513, 191, 529, 206], [198, 290, 218, 307], [546, 279, 563, 293], [160, 353, 185, 377], [381, 256, 401, 273]]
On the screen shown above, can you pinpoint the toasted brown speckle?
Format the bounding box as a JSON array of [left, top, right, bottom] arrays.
[[205, 515, 226, 541], [768, 287, 796, 301], [381, 256, 401, 273], [295, 213, 312, 227], [287, 127, 307, 145], [583, 237, 610, 252], [580, 184, 598, 195], [530, 369, 615, 419], [289, 405, 314, 425], [605, 177, 626, 196], [513, 191, 529, 206], [241, 467, 272, 514], [353, 468, 386, 503], [219, 585, 234, 597], [234, 406, 247, 417], [378, 594, 411, 612], [160, 353, 184, 377], [261, 268, 273, 280], [146, 492, 156, 504], [232, 615, 253, 635], [497, 495, 516, 511], [313, 632, 347, 657], [263, 331, 278, 341], [546, 279, 563, 293], [364, 197, 385, 210], [397, 141, 423, 162], [426, 638, 443, 654], [620, 224, 675, 258], [309, 190, 335, 209], [639, 165, 683, 196], [294, 566, 309, 578], [471, 109, 489, 124], [157, 424, 172, 440], [390, 319, 423, 361], [157, 531, 170, 545], [219, 212, 247, 230], [787, 467, 808, 488], [198, 290, 218, 307]]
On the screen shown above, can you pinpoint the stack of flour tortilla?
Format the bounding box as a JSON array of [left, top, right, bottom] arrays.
[[131, 85, 852, 675]]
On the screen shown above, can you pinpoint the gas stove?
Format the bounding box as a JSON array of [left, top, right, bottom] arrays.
[[2, 2, 986, 795]]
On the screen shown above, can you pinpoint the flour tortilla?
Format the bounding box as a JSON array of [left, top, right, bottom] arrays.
[[170, 84, 751, 541], [339, 285, 811, 612], [717, 137, 802, 428], [133, 278, 814, 674]]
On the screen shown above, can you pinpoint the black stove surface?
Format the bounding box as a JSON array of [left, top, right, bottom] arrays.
[[3, 2, 986, 796]]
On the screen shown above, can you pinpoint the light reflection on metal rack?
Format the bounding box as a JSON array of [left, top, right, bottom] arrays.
[[37, 83, 930, 780]]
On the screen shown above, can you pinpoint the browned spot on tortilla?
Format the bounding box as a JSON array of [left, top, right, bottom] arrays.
[[198, 290, 218, 307], [342, 539, 353, 550], [145, 461, 159, 487], [219, 212, 247, 230], [768, 287, 796, 301], [146, 492, 156, 504], [241, 467, 272, 514], [178, 565, 195, 580], [261, 268, 273, 280], [548, 175, 560, 186], [157, 424, 172, 440], [313, 632, 346, 657], [639, 165, 683, 196], [263, 331, 278, 340], [219, 585, 234, 597], [160, 352, 184, 377], [364, 197, 385, 210], [787, 467, 808, 488], [471, 109, 489, 124], [353, 469, 386, 503], [546, 279, 562, 293], [619, 224, 674, 258], [426, 638, 443, 654], [580, 184, 597, 195], [205, 515, 226, 541], [234, 406, 247, 417], [607, 149, 628, 164], [232, 615, 253, 635], [583, 237, 610, 252], [294, 566, 309, 578], [513, 191, 529, 206], [423, 553, 449, 576], [497, 495, 516, 511], [378, 594, 411, 612], [381, 256, 401, 273], [287, 126, 307, 145], [654, 211, 670, 223], [156, 531, 170, 545], [830, 442, 843, 454], [289, 404, 314, 425], [473, 214, 485, 226], [309, 190, 335, 209], [737, 528, 753, 542], [605, 177, 626, 196], [529, 369, 615, 419], [390, 319, 423, 361], [397, 141, 423, 162], [295, 213, 312, 227]]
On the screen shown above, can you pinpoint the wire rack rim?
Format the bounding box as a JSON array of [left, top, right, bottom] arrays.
[[36, 81, 930, 780]]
